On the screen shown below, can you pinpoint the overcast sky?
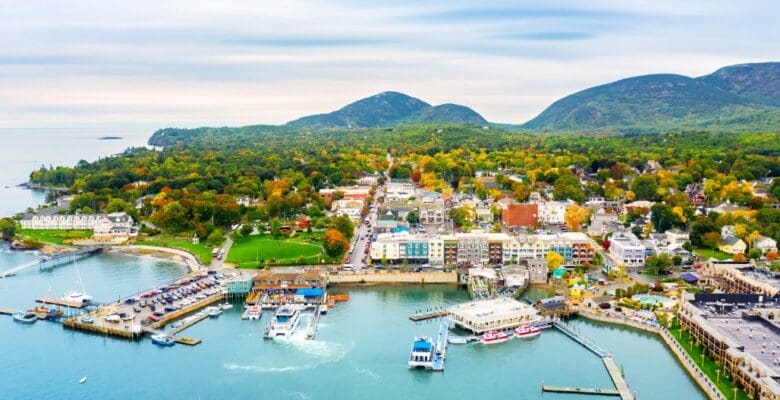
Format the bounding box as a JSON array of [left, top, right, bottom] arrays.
[[1, 0, 778, 129]]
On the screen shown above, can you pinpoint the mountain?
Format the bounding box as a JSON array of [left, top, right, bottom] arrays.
[[286, 91, 486, 128], [523, 62, 780, 133]]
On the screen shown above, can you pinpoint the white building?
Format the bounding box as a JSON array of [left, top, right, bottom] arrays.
[[385, 180, 416, 201], [754, 235, 778, 254], [20, 212, 135, 238], [664, 228, 690, 245], [532, 200, 569, 225], [448, 297, 541, 334], [332, 198, 365, 222], [609, 231, 646, 267]]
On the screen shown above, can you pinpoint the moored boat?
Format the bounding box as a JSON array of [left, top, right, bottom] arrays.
[[448, 335, 478, 345], [151, 334, 176, 347], [220, 303, 233, 310], [514, 324, 541, 339], [62, 290, 93, 305], [206, 306, 222, 318], [264, 306, 300, 339], [408, 337, 436, 369], [248, 305, 261, 320], [12, 311, 37, 324], [480, 330, 512, 345]]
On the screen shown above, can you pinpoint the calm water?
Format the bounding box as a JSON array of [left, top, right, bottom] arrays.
[[0, 248, 704, 399], [0, 127, 151, 217]]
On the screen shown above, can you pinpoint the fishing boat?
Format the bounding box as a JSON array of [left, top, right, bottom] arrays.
[[151, 334, 176, 347], [480, 330, 512, 345], [408, 337, 436, 369], [248, 305, 261, 320], [514, 324, 541, 339], [12, 311, 37, 324], [264, 306, 300, 339], [206, 306, 222, 318]]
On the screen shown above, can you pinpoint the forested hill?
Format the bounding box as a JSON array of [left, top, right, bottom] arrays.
[[523, 62, 780, 133]]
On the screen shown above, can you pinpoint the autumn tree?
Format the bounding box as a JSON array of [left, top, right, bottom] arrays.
[[323, 229, 349, 257], [565, 205, 589, 232], [546, 251, 564, 270]]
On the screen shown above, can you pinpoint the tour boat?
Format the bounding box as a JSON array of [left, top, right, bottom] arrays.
[[480, 330, 513, 345], [12, 311, 37, 324], [408, 337, 436, 369], [248, 305, 261, 320], [264, 306, 300, 339], [151, 334, 176, 347], [206, 306, 222, 318], [104, 314, 121, 323], [62, 290, 93, 305], [514, 325, 541, 339]]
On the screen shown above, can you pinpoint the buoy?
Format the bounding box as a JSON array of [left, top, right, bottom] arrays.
[[79, 376, 87, 384]]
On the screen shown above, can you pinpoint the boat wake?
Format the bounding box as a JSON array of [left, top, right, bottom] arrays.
[[223, 339, 353, 374], [354, 367, 380, 381]]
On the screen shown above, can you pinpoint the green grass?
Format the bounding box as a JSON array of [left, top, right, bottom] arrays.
[[693, 248, 732, 261], [669, 328, 751, 400], [227, 232, 331, 267], [136, 235, 215, 264], [17, 229, 93, 245]]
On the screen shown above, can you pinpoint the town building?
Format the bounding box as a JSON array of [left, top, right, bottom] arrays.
[[448, 297, 541, 334], [609, 231, 647, 267], [587, 208, 620, 236], [501, 203, 538, 228], [20, 212, 136, 238], [532, 200, 569, 225], [721, 236, 747, 255], [702, 260, 779, 297], [754, 236, 778, 254]]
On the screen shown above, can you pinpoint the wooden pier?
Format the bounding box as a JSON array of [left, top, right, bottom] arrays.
[[169, 313, 208, 335], [1, 247, 103, 278], [36, 297, 86, 309], [542, 385, 621, 396], [409, 309, 448, 321]]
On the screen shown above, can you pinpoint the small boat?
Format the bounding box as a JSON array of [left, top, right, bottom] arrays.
[[248, 305, 261, 320], [81, 316, 94, 324], [206, 306, 222, 318], [220, 303, 233, 310], [448, 336, 478, 345], [104, 314, 121, 323], [62, 290, 93, 305], [12, 311, 37, 324], [480, 330, 512, 345], [151, 334, 176, 347], [79, 376, 87, 384], [514, 325, 541, 339]]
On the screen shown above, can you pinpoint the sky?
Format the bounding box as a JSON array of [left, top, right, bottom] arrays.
[[1, 0, 778, 130]]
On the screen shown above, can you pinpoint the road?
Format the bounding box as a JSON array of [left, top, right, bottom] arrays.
[[209, 235, 234, 269], [348, 187, 381, 269]]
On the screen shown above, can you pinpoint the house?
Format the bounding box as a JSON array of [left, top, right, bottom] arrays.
[[719, 236, 747, 255], [332, 198, 365, 222], [664, 228, 689, 246], [236, 196, 261, 207], [501, 204, 538, 228], [753, 235, 778, 254], [587, 209, 620, 236], [609, 231, 647, 267], [20, 212, 136, 238]]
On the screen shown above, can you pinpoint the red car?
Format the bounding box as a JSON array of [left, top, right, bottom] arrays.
[[147, 315, 159, 322]]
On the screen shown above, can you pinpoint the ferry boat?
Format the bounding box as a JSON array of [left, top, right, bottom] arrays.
[[12, 311, 37, 324], [151, 334, 176, 347], [206, 306, 222, 318], [514, 324, 541, 339], [62, 290, 93, 305], [480, 330, 513, 345], [248, 305, 261, 320], [264, 306, 300, 339], [408, 337, 436, 369]]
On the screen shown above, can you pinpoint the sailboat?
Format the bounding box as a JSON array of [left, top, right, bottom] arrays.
[[62, 258, 92, 305]]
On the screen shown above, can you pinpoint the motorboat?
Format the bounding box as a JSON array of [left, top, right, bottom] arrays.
[[514, 325, 541, 339], [448, 336, 478, 345], [220, 303, 233, 310], [480, 330, 512, 345], [12, 311, 37, 324], [206, 306, 222, 318], [62, 290, 93, 305], [264, 306, 300, 339], [248, 305, 261, 320], [151, 334, 176, 347], [408, 337, 436, 369]]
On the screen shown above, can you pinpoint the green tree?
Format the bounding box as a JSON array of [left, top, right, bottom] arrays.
[[270, 218, 282, 238], [553, 173, 585, 203], [240, 224, 253, 237], [0, 218, 16, 240], [332, 214, 355, 240], [631, 175, 659, 201]]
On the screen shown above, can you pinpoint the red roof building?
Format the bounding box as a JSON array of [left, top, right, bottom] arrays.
[[501, 204, 538, 228]]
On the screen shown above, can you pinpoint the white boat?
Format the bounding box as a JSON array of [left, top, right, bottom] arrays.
[[79, 376, 87, 384], [408, 337, 436, 369], [248, 305, 261, 320], [104, 314, 121, 323], [12, 311, 37, 324], [206, 306, 222, 318], [448, 336, 478, 345], [62, 290, 93, 305], [480, 330, 513, 345], [151, 334, 175, 347], [220, 303, 233, 310], [514, 325, 541, 339], [264, 306, 300, 338]]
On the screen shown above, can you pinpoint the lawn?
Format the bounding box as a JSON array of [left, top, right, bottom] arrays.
[[17, 228, 93, 245], [693, 248, 732, 261], [669, 328, 751, 400], [136, 235, 216, 265], [227, 233, 330, 267]]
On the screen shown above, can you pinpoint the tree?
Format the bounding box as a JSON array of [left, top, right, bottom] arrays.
[[672, 254, 683, 266], [749, 248, 763, 260], [323, 229, 348, 257], [0, 218, 16, 240], [733, 253, 747, 262], [565, 204, 589, 232], [332, 214, 355, 240], [690, 218, 719, 247], [553, 174, 585, 203], [631, 175, 659, 201], [702, 232, 722, 250], [240, 224, 253, 237], [645, 254, 672, 275], [546, 251, 564, 270], [270, 218, 282, 238], [650, 204, 681, 233]]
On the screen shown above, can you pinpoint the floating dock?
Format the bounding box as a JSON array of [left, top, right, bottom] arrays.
[[305, 305, 322, 340], [432, 322, 449, 371], [409, 309, 448, 321], [169, 313, 208, 335], [542, 385, 621, 396], [36, 297, 86, 309]]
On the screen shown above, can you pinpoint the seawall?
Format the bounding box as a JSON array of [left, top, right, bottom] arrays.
[[328, 270, 458, 285]]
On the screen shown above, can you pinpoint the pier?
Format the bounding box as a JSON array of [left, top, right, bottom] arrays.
[[169, 313, 208, 335], [551, 322, 633, 400], [305, 305, 322, 340], [36, 297, 86, 309], [432, 322, 449, 371], [1, 247, 103, 278], [409, 309, 448, 321], [542, 385, 621, 396]]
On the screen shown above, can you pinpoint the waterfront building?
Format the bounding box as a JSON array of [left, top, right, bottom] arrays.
[[448, 297, 541, 334], [702, 260, 779, 297], [252, 267, 327, 292], [609, 231, 646, 267], [20, 212, 135, 238], [678, 293, 780, 400]]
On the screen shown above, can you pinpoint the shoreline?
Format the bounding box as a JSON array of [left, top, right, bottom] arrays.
[[575, 308, 724, 400]]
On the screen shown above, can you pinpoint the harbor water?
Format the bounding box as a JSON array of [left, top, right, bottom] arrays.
[[0, 247, 705, 400]]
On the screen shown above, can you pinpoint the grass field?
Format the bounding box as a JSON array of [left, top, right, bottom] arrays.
[[227, 233, 328, 267], [669, 328, 750, 400], [17, 229, 93, 245], [136, 235, 216, 264], [693, 248, 732, 261]]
